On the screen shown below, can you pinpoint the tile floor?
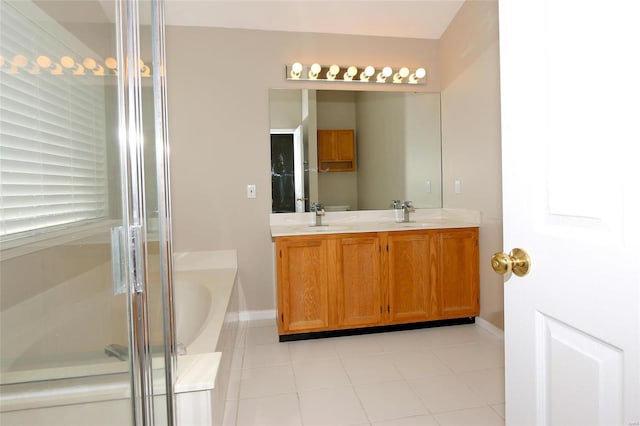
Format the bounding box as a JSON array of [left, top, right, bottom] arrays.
[[223, 321, 505, 426]]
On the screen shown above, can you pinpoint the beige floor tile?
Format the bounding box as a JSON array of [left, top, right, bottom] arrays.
[[342, 354, 403, 385], [355, 380, 428, 422], [457, 368, 505, 405], [433, 406, 505, 426], [374, 330, 431, 354], [226, 367, 242, 401], [408, 374, 485, 414], [248, 318, 279, 328], [245, 324, 280, 346], [288, 338, 340, 364], [222, 399, 238, 426], [421, 324, 498, 348], [335, 333, 386, 358], [236, 393, 302, 426], [372, 414, 439, 426], [240, 365, 296, 399], [292, 357, 351, 391], [299, 386, 369, 426], [392, 350, 453, 380], [431, 341, 504, 373], [231, 346, 245, 370], [490, 403, 505, 419], [243, 342, 291, 369], [236, 324, 507, 426]]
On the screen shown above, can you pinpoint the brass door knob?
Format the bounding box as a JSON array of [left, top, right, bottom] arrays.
[[491, 248, 531, 277]]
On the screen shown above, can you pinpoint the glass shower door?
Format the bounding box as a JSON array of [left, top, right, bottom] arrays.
[[0, 0, 175, 424]]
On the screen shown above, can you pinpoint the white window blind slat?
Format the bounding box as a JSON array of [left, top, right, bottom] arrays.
[[0, 2, 109, 239]]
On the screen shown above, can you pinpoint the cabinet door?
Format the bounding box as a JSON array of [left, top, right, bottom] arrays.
[[317, 129, 355, 171], [317, 130, 336, 161], [335, 234, 382, 328], [276, 237, 330, 333], [386, 231, 436, 323], [334, 130, 355, 161], [437, 228, 479, 318]]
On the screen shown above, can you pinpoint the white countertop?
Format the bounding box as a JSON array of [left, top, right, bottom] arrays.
[[270, 208, 481, 237]]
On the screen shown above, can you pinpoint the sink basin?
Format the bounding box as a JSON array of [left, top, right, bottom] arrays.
[[306, 225, 349, 232], [396, 222, 436, 228]]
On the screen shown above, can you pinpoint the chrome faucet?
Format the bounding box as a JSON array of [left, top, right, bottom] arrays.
[[401, 201, 415, 223], [311, 202, 326, 226]]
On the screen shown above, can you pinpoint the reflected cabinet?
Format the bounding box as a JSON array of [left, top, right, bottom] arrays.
[[317, 129, 356, 172]]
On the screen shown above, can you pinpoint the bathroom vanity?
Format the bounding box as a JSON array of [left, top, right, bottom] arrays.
[[270, 209, 480, 340]]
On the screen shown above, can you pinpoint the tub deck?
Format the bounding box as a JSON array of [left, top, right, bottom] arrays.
[[1, 250, 240, 426]]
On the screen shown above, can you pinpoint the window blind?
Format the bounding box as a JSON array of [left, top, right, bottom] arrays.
[[0, 1, 108, 239]]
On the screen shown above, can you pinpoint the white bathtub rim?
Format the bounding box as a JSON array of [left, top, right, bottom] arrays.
[[1, 250, 238, 412]]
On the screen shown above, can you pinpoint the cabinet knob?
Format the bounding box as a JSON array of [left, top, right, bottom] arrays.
[[491, 248, 531, 277]]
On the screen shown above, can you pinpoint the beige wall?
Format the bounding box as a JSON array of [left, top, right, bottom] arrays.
[[165, 27, 441, 313], [317, 91, 359, 210], [356, 92, 442, 210], [440, 0, 504, 328]]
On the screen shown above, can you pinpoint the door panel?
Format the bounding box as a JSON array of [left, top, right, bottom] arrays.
[[277, 238, 329, 332], [387, 232, 433, 323], [437, 229, 479, 318], [336, 235, 381, 328], [536, 313, 623, 425], [499, 0, 640, 424]]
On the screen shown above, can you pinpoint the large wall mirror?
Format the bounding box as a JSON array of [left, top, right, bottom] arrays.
[[269, 89, 442, 213]]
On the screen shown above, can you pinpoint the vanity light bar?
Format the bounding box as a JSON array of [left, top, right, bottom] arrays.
[[286, 63, 426, 85]]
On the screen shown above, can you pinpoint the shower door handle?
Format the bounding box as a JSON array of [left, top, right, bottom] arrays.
[[111, 226, 127, 295], [111, 225, 145, 294]]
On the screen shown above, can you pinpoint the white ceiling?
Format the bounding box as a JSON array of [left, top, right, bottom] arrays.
[[163, 1, 465, 40], [34, 0, 464, 40]]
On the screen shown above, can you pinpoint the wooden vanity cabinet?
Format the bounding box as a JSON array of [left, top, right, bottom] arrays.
[[437, 228, 480, 318], [276, 236, 330, 334], [276, 233, 382, 335], [334, 234, 382, 328], [384, 231, 437, 324], [317, 129, 356, 172], [275, 227, 479, 338]]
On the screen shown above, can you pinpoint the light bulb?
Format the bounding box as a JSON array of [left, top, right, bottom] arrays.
[[60, 56, 75, 68], [377, 66, 393, 83], [290, 62, 302, 79], [399, 67, 410, 78], [344, 65, 358, 80], [36, 55, 52, 68], [327, 64, 340, 80], [105, 57, 117, 70], [83, 57, 97, 70], [360, 65, 375, 82], [309, 63, 321, 79], [409, 68, 427, 84]]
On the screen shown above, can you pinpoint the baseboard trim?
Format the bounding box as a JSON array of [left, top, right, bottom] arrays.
[[279, 317, 476, 342], [239, 309, 276, 322], [475, 317, 504, 340]]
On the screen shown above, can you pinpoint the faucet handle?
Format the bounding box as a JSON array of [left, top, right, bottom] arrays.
[[311, 202, 324, 212], [392, 200, 402, 209]]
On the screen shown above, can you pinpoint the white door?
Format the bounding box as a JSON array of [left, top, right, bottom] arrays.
[[498, 1, 640, 424]]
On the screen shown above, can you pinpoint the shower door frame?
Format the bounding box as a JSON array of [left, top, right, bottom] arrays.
[[115, 0, 177, 424]]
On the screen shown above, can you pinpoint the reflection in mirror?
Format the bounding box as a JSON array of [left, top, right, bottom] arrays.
[[269, 89, 442, 212]]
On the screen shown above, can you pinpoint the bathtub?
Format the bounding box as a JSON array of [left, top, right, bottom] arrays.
[[0, 250, 240, 426]]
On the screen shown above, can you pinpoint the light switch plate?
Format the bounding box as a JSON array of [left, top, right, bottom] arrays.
[[454, 179, 462, 194], [247, 184, 256, 198]]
